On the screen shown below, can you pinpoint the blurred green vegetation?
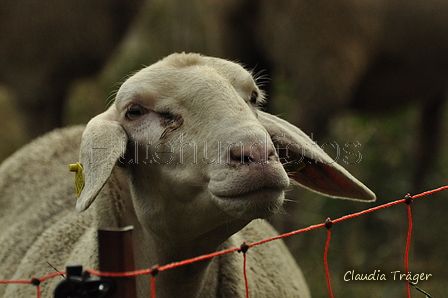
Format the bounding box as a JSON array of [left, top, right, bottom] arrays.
[[275, 102, 448, 296], [1, 1, 447, 296]]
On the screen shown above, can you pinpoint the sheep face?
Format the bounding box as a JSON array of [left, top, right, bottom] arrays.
[[76, 53, 375, 245], [117, 53, 290, 238]]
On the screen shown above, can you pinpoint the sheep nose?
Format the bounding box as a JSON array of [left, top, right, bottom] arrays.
[[228, 143, 276, 165]]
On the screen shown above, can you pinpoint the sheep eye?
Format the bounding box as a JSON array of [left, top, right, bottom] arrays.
[[250, 91, 258, 105], [126, 104, 146, 120]]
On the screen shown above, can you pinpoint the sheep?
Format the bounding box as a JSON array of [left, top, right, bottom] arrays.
[[0, 0, 145, 140], [0, 53, 376, 297]]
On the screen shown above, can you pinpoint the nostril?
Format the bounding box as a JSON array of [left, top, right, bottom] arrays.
[[230, 149, 252, 164], [228, 144, 276, 165]]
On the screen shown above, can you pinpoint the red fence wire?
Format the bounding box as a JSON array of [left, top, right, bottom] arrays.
[[1, 185, 447, 297], [405, 201, 413, 298]]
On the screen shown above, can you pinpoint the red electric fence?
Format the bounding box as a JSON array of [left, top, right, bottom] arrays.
[[1, 185, 447, 298]]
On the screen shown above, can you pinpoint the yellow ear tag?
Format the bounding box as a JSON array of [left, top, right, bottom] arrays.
[[69, 162, 85, 197]]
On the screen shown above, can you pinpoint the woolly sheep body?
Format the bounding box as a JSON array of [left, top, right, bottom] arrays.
[[0, 53, 375, 297], [0, 126, 98, 297]]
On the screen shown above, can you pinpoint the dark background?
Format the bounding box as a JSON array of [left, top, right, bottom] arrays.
[[1, 1, 447, 296]]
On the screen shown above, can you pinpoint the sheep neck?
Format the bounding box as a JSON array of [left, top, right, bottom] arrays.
[[100, 170, 250, 297], [130, 214, 249, 298]]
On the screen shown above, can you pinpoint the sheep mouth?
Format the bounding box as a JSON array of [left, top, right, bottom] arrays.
[[214, 187, 284, 200], [211, 187, 285, 219]]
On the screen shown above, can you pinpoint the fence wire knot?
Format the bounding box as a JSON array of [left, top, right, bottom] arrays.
[[30, 277, 40, 286], [404, 194, 413, 205], [150, 265, 159, 277], [238, 242, 249, 254]]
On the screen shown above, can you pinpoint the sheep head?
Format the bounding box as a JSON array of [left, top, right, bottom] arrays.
[[75, 53, 375, 244]]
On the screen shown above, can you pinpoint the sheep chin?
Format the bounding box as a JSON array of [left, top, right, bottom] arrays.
[[210, 187, 285, 220]]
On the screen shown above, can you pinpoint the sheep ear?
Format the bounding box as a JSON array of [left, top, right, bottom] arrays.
[[258, 111, 376, 202], [76, 106, 128, 212]]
